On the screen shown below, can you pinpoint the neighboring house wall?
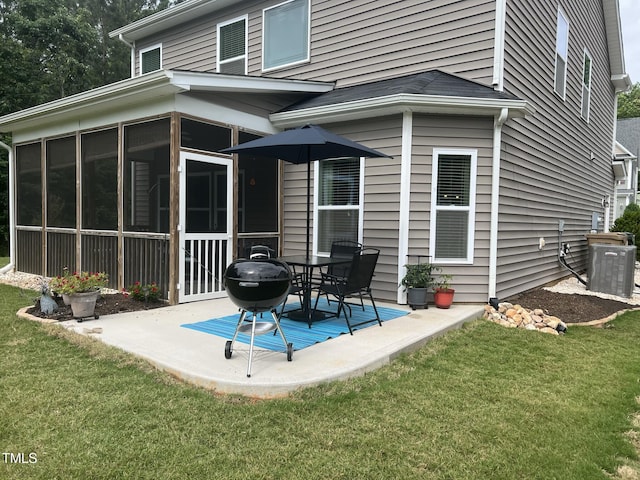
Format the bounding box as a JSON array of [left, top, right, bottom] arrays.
[[135, 0, 497, 87], [497, 0, 618, 298]]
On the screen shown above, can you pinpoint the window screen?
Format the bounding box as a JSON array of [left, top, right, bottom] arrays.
[[263, 0, 309, 70], [317, 158, 361, 254], [219, 18, 246, 74], [141, 46, 161, 74], [554, 9, 569, 98], [581, 51, 592, 121], [430, 151, 476, 263]]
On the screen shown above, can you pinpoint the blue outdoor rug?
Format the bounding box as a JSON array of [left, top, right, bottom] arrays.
[[181, 299, 409, 351]]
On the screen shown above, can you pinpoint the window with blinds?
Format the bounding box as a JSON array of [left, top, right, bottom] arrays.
[[430, 150, 477, 263], [140, 45, 161, 74], [263, 0, 309, 71], [554, 8, 569, 99], [218, 16, 247, 75], [316, 158, 362, 255]]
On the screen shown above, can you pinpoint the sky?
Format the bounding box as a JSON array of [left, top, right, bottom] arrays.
[[619, 0, 640, 85]]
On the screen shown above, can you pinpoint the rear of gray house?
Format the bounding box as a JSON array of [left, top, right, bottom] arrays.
[[0, 0, 631, 305]]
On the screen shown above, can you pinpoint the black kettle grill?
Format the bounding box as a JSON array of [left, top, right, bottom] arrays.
[[223, 258, 293, 377]]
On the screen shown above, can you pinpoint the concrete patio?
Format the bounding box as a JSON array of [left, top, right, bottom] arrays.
[[21, 297, 484, 398]]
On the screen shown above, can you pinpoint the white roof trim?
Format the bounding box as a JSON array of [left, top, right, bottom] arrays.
[[270, 93, 535, 128], [603, 1, 632, 92], [0, 70, 333, 133], [109, 0, 238, 42]]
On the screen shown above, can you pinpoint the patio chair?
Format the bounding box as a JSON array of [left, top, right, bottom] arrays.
[[316, 240, 364, 307], [312, 248, 382, 335]]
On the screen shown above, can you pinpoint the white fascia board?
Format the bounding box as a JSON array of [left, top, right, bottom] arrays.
[[270, 93, 535, 128], [109, 0, 238, 42], [0, 70, 179, 133], [612, 160, 627, 180], [167, 71, 334, 94], [0, 70, 333, 133]]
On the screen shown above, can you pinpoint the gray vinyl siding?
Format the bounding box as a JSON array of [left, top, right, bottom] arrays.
[[135, 0, 496, 87], [412, 114, 494, 304], [497, 0, 617, 298]]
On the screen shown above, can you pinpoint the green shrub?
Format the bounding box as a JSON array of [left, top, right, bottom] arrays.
[[611, 206, 640, 260]]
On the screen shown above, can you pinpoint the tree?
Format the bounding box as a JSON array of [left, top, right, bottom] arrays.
[[617, 82, 640, 119], [0, 0, 178, 256]]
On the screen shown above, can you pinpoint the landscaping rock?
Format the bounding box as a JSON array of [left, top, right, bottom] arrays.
[[483, 302, 567, 335]]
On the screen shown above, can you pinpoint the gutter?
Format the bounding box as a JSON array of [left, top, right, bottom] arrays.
[[271, 93, 534, 128], [118, 34, 136, 78], [488, 108, 509, 299], [0, 140, 14, 274]]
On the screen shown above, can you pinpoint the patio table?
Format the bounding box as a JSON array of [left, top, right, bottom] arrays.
[[278, 255, 351, 326]]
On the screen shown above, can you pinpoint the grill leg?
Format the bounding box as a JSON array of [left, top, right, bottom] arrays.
[[246, 312, 258, 378]]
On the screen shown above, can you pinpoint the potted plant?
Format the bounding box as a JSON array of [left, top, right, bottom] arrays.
[[433, 273, 455, 309], [400, 262, 435, 309], [49, 270, 109, 319]]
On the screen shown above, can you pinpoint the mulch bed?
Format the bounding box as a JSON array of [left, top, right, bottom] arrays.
[[503, 289, 636, 324], [26, 293, 165, 321]]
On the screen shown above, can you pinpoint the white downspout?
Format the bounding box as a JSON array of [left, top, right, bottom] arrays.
[[488, 108, 508, 299], [397, 111, 413, 304], [118, 34, 136, 78], [0, 140, 14, 274], [492, 0, 507, 91]]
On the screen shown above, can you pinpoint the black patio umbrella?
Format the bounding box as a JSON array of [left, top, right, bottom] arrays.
[[220, 124, 391, 260]]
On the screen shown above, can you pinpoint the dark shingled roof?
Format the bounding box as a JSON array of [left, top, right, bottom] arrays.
[[617, 117, 640, 157], [279, 70, 522, 112]]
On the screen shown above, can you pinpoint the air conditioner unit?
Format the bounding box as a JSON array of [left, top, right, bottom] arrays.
[[587, 244, 636, 298]]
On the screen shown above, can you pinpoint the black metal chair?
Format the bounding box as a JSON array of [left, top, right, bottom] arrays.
[[316, 239, 363, 307], [312, 248, 382, 335]]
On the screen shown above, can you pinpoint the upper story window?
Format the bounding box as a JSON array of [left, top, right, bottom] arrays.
[[581, 49, 592, 121], [218, 16, 247, 74], [263, 0, 309, 71], [140, 44, 162, 74], [554, 8, 569, 99], [429, 149, 477, 264]]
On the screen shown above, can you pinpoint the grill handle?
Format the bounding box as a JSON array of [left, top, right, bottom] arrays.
[[238, 282, 260, 288]]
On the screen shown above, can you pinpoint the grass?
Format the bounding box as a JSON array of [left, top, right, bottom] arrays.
[[1, 282, 639, 479]]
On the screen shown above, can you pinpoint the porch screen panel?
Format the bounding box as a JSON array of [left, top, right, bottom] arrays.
[[237, 131, 278, 234], [180, 119, 231, 153], [317, 158, 361, 255], [46, 136, 76, 228], [124, 118, 170, 233], [15, 143, 42, 226], [82, 129, 117, 230]]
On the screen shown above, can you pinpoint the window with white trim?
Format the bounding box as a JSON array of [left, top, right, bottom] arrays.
[[218, 16, 247, 74], [581, 49, 592, 121], [554, 8, 569, 99], [314, 157, 363, 255], [140, 44, 161, 74], [429, 149, 477, 264], [263, 0, 309, 71]]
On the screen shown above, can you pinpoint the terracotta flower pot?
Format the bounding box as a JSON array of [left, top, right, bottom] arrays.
[[434, 288, 455, 309]]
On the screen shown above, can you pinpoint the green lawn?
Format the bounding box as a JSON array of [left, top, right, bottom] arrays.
[[1, 282, 639, 479]]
